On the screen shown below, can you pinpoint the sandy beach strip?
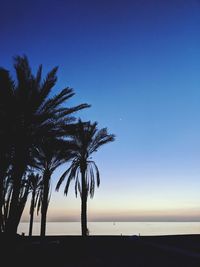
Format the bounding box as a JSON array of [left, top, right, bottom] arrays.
[[1, 234, 200, 267]]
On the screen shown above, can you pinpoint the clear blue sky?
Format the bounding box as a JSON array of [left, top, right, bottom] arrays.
[[1, 0, 200, 221]]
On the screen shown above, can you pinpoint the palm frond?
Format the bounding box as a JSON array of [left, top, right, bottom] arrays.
[[89, 128, 115, 154], [64, 163, 79, 196], [91, 161, 100, 187], [14, 55, 33, 88], [36, 66, 58, 111], [35, 64, 42, 88], [56, 165, 73, 191], [42, 87, 73, 112]]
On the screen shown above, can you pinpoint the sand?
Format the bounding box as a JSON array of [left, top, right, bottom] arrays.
[[1, 234, 200, 267]]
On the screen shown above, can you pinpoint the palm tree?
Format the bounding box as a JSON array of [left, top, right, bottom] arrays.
[[56, 120, 115, 236], [0, 56, 89, 235], [34, 138, 74, 236], [28, 173, 42, 236], [0, 68, 14, 233]]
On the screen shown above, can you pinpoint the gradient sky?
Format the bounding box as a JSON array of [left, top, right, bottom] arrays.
[[1, 0, 200, 221]]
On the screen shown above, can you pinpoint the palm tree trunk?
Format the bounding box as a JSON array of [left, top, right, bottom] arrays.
[[81, 191, 87, 236], [5, 145, 28, 235], [81, 164, 88, 237], [5, 183, 21, 235], [40, 170, 50, 237], [29, 190, 35, 236], [0, 159, 10, 233], [15, 186, 29, 230], [5, 161, 26, 235], [0, 173, 4, 233]]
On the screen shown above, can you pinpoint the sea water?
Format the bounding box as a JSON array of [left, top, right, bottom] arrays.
[[18, 222, 200, 236]]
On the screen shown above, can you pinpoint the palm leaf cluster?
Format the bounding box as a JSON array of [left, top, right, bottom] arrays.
[[57, 159, 100, 198], [57, 121, 115, 198]]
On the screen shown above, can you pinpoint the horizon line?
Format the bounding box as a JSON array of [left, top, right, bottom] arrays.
[[20, 220, 200, 223]]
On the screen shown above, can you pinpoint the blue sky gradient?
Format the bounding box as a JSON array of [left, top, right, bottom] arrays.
[[1, 0, 200, 221]]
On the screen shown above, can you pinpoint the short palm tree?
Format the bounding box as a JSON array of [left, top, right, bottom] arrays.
[[56, 120, 115, 236], [34, 138, 74, 236]]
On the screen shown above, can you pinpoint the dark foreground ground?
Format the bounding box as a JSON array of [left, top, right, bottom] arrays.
[[1, 234, 200, 267]]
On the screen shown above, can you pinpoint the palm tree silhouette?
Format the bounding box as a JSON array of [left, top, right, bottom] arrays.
[[0, 56, 89, 235], [0, 68, 14, 233], [34, 138, 74, 236], [28, 173, 42, 236], [56, 120, 115, 236]]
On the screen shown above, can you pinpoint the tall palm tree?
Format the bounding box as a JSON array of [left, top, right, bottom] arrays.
[[0, 56, 89, 235], [28, 173, 42, 236], [34, 138, 74, 236], [0, 68, 13, 233], [56, 120, 115, 236]]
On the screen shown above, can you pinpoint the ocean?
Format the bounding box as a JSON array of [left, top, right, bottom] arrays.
[[18, 222, 200, 236]]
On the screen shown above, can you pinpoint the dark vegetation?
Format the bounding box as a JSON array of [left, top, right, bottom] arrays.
[[0, 55, 115, 237]]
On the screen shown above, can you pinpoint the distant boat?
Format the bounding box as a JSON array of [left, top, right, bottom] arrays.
[[113, 222, 116, 225]]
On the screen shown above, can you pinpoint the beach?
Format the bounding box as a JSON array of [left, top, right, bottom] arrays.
[[1, 234, 200, 267]]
